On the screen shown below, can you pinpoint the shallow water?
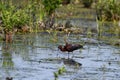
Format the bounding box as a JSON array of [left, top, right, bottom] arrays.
[[0, 33, 120, 80]]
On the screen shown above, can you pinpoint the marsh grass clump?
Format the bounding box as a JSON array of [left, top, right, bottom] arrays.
[[0, 0, 62, 33], [82, 0, 93, 8], [2, 52, 14, 68], [0, 0, 31, 42], [58, 66, 66, 75], [0, 1, 30, 31], [97, 19, 120, 46], [96, 0, 120, 21], [96, 0, 120, 41], [54, 66, 66, 80], [96, 0, 120, 42], [42, 0, 62, 16], [54, 72, 59, 79]]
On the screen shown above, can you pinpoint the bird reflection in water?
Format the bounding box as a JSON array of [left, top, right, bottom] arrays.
[[2, 43, 14, 80], [6, 77, 13, 80], [62, 58, 82, 67]]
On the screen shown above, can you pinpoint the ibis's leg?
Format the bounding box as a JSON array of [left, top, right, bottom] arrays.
[[68, 52, 70, 59]]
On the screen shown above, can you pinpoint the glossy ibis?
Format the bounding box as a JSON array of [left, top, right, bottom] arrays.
[[58, 42, 83, 58]]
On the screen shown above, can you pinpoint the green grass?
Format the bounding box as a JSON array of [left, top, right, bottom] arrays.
[[55, 4, 96, 19]]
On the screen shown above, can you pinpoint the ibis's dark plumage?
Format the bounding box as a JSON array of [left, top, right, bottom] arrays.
[[58, 42, 83, 58], [58, 42, 83, 52]]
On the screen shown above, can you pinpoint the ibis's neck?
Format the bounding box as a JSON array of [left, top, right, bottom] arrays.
[[59, 47, 66, 52]]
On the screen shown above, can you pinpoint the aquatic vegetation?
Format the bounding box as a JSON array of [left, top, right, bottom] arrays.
[[96, 0, 120, 21], [47, 30, 58, 43], [95, 0, 120, 43], [42, 0, 62, 16], [0, 1, 31, 42], [0, 0, 119, 46], [0, 0, 63, 33], [61, 0, 71, 5], [0, 1, 29, 31], [54, 66, 66, 80], [97, 19, 120, 46], [58, 66, 66, 74], [54, 72, 59, 78], [2, 52, 14, 68], [82, 0, 93, 8]]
